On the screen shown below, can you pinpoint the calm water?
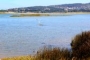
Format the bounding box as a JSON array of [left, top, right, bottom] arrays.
[[0, 14, 90, 58]]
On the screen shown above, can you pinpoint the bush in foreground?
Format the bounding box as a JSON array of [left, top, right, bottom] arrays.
[[35, 47, 71, 60], [71, 31, 90, 59]]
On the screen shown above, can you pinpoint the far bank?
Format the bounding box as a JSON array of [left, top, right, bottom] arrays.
[[4, 12, 90, 17]]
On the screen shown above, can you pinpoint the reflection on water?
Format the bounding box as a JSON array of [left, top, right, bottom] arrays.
[[0, 14, 90, 58]]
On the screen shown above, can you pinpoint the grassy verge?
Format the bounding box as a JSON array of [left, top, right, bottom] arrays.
[[2, 55, 35, 60]]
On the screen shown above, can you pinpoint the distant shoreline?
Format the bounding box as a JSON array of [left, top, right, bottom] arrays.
[[11, 12, 90, 17], [0, 12, 90, 17], [1, 12, 90, 14], [0, 11, 90, 13]]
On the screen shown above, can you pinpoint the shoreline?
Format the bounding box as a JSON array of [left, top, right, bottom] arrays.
[[7, 12, 90, 17], [1, 12, 90, 14]]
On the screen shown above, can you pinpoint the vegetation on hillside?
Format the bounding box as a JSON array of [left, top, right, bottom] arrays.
[[0, 10, 7, 14], [0, 10, 7, 12], [8, 3, 90, 13]]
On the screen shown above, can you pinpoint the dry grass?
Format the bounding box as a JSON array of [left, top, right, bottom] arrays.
[[2, 47, 71, 60], [2, 55, 35, 60], [35, 47, 71, 60]]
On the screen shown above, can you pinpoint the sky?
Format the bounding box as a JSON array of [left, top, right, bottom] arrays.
[[0, 0, 90, 9]]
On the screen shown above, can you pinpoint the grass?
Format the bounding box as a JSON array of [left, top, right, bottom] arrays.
[[2, 55, 35, 60], [35, 47, 71, 60]]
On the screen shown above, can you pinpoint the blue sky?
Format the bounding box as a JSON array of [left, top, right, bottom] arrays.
[[0, 0, 90, 9]]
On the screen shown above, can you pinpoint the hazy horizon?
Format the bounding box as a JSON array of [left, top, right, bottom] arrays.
[[0, 0, 90, 9]]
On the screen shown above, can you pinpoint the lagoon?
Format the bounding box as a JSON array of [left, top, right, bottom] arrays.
[[0, 14, 90, 58]]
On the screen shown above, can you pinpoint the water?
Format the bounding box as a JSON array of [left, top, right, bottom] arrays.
[[0, 14, 90, 58]]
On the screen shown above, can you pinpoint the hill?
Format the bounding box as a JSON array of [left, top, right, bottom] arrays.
[[7, 3, 90, 13]]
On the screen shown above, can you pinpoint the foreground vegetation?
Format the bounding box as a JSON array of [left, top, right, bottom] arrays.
[[35, 47, 71, 60], [2, 48, 71, 60], [2, 31, 90, 60], [2, 56, 35, 60], [71, 31, 90, 60]]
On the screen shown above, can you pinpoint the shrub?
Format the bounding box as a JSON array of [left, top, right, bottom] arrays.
[[71, 31, 90, 59], [35, 47, 71, 60]]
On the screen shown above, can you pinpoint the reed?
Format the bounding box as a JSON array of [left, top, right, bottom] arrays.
[[35, 47, 71, 60]]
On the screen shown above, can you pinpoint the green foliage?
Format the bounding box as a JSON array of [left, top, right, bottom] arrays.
[[0, 10, 7, 12]]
